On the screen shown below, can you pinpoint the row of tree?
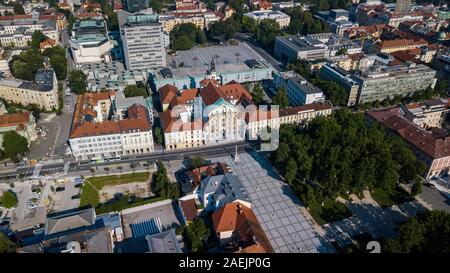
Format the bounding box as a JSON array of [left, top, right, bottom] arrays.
[[151, 162, 180, 200], [270, 109, 426, 208]]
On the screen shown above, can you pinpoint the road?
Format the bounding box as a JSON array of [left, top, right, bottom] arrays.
[[0, 141, 253, 180], [52, 93, 77, 157], [420, 185, 450, 214]]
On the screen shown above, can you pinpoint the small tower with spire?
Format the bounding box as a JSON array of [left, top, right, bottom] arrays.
[[205, 55, 217, 80]]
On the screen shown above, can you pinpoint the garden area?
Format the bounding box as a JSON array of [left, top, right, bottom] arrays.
[[80, 172, 151, 209]]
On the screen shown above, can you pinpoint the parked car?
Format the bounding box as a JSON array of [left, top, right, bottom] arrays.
[[55, 187, 65, 192], [423, 182, 436, 188], [71, 194, 81, 199], [75, 183, 83, 188]]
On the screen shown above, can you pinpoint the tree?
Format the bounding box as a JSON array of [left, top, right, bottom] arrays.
[[312, 78, 348, 106], [160, 182, 180, 200], [154, 127, 163, 145], [0, 190, 18, 208], [284, 159, 298, 183], [188, 156, 208, 169], [172, 35, 194, 51], [185, 218, 210, 252], [196, 30, 207, 45], [241, 16, 258, 34], [336, 48, 348, 56], [149, 0, 163, 13], [68, 70, 87, 94], [252, 83, 264, 105], [44, 46, 67, 80], [383, 211, 450, 253], [31, 30, 47, 50], [124, 85, 148, 98], [13, 3, 25, 15], [410, 179, 423, 197], [9, 50, 45, 81], [272, 87, 289, 109], [256, 19, 282, 49], [170, 23, 206, 50], [0, 232, 16, 253], [2, 131, 28, 162]]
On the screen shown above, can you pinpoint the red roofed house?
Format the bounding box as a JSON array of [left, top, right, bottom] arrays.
[[0, 111, 37, 147], [212, 201, 274, 253], [69, 91, 154, 161], [39, 38, 56, 52], [367, 107, 450, 178]]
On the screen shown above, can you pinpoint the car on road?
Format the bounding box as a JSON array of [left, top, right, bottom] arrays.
[[55, 186, 65, 192], [27, 202, 37, 209], [423, 182, 436, 188], [71, 194, 81, 199], [75, 183, 83, 188]]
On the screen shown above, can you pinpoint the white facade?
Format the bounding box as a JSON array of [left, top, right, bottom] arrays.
[[70, 35, 113, 65], [244, 10, 291, 28]]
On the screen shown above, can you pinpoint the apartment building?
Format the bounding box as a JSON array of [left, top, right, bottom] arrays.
[[371, 38, 428, 54], [319, 62, 437, 106], [0, 69, 58, 111], [0, 19, 58, 47], [273, 71, 325, 106], [118, 10, 166, 70], [400, 99, 450, 129], [243, 10, 291, 29], [274, 33, 362, 62], [159, 11, 220, 33], [69, 91, 154, 161]]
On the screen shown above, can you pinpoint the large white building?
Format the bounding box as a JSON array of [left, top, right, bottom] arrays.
[[118, 9, 166, 70], [273, 71, 325, 106], [69, 91, 154, 160], [0, 69, 58, 111], [243, 10, 291, 28], [159, 80, 333, 149], [69, 20, 113, 65]]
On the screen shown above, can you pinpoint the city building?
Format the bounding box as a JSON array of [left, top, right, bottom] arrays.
[[319, 61, 437, 106], [150, 42, 273, 91], [0, 69, 58, 111], [272, 1, 306, 11], [395, 0, 411, 13], [80, 61, 150, 92], [0, 18, 58, 47], [274, 33, 362, 62], [158, 11, 220, 33], [315, 9, 359, 36], [118, 9, 166, 70], [145, 229, 182, 253], [200, 173, 251, 211], [0, 111, 37, 147], [273, 71, 325, 105], [371, 38, 428, 54], [181, 162, 231, 194], [400, 99, 450, 129], [69, 91, 154, 161], [122, 0, 149, 12], [243, 10, 291, 29], [367, 108, 450, 178], [212, 201, 274, 253], [69, 20, 113, 65], [174, 0, 207, 13], [18, 207, 119, 253], [278, 101, 333, 125]]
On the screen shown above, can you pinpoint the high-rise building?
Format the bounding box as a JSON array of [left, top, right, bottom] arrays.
[[119, 10, 166, 70], [395, 0, 411, 13], [122, 0, 149, 12]]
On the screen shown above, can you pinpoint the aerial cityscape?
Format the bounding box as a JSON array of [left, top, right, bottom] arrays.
[[0, 0, 449, 257]]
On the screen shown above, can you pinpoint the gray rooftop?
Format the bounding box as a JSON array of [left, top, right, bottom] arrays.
[[291, 76, 323, 94], [201, 173, 250, 206], [45, 207, 96, 235], [145, 229, 182, 253]]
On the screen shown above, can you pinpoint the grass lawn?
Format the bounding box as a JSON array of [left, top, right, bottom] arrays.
[[80, 172, 150, 208], [372, 186, 413, 208], [308, 198, 352, 226], [95, 196, 165, 215]]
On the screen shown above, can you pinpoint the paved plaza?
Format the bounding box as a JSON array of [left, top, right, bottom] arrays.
[[208, 150, 333, 253]]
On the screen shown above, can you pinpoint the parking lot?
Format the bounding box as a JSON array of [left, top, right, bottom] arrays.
[[50, 177, 82, 212], [0, 181, 48, 231]]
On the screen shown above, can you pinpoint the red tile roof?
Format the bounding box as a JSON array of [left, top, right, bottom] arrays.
[[212, 201, 273, 253], [179, 198, 198, 222], [368, 109, 450, 159], [0, 112, 30, 129]]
